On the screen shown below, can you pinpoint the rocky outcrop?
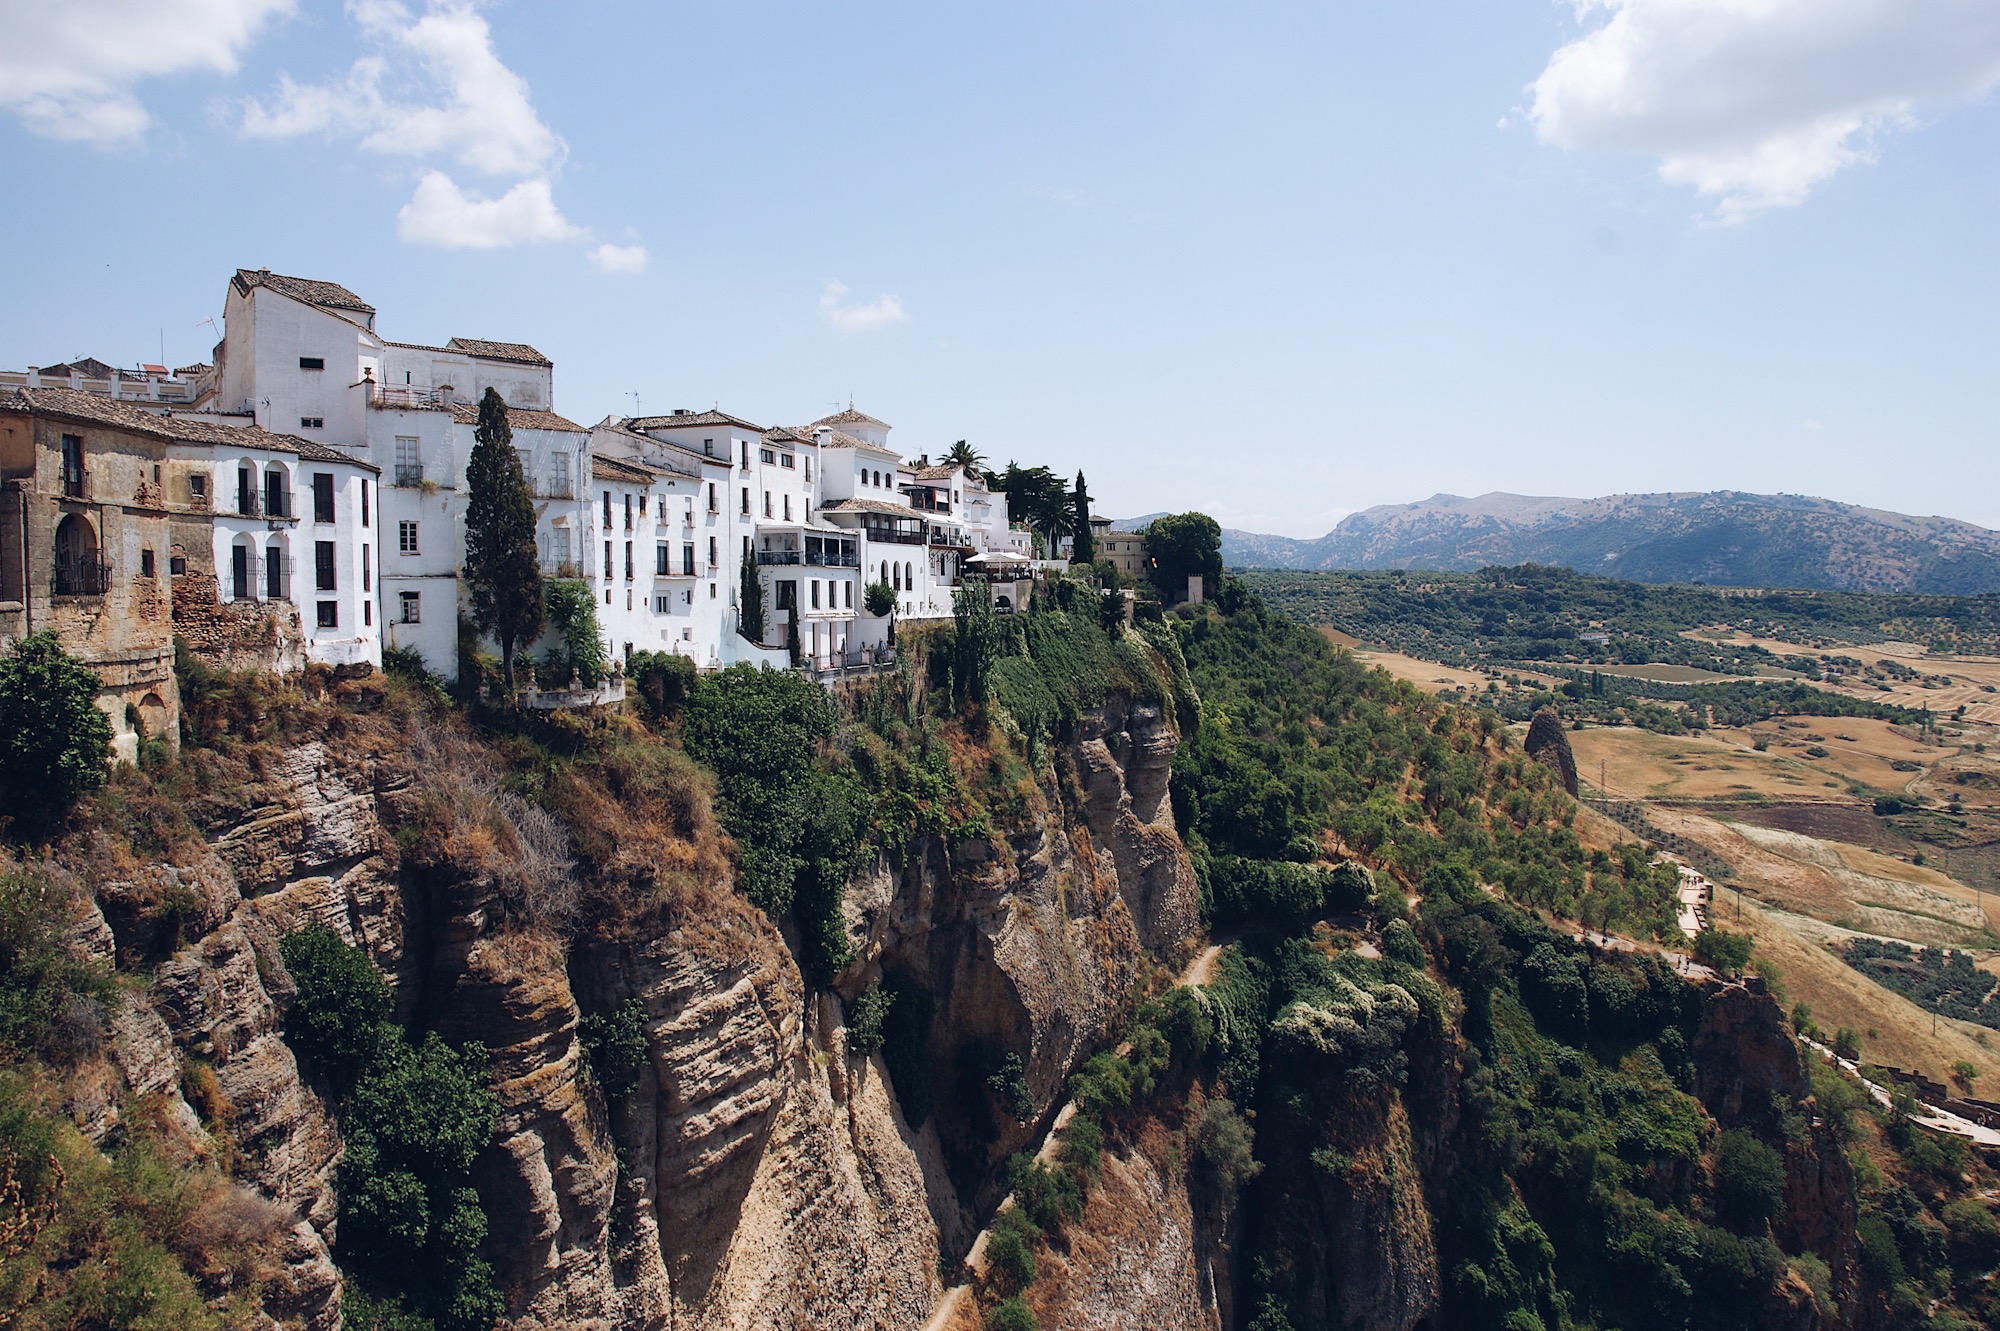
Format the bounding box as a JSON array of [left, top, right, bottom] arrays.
[[1524, 707, 1579, 797], [1691, 980, 1808, 1134]]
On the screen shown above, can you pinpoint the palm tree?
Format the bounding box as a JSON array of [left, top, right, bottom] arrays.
[[942, 439, 985, 472]]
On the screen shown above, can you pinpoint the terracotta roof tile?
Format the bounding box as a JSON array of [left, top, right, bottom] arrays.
[[3, 386, 377, 469], [447, 401, 585, 433], [445, 337, 551, 366], [629, 409, 764, 432], [809, 408, 890, 430], [592, 454, 666, 484], [818, 497, 923, 517], [233, 268, 375, 316]]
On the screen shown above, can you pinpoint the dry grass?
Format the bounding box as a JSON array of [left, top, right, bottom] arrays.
[[1568, 719, 1950, 805], [1696, 630, 2000, 726]]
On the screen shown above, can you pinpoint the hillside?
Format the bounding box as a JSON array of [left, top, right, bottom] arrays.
[[1216, 491, 2000, 595], [3, 580, 1998, 1331]]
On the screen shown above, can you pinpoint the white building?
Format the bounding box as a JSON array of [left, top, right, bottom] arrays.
[[171, 424, 381, 668]]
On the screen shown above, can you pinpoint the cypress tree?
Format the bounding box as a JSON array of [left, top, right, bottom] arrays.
[[1071, 471, 1095, 565], [739, 552, 765, 642], [464, 388, 543, 688]]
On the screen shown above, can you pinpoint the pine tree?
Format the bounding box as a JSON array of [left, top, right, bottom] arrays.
[[463, 388, 543, 688], [1071, 471, 1095, 565], [739, 552, 765, 642]]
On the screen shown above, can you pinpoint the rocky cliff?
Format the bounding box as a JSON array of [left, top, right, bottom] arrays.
[[45, 672, 1199, 1331]]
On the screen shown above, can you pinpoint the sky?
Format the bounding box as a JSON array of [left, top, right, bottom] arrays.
[[2, 1, 1996, 538]]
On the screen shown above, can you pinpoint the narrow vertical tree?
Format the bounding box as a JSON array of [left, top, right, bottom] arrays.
[[464, 388, 543, 688], [1070, 471, 1096, 566], [0, 632, 113, 834], [739, 551, 766, 642]]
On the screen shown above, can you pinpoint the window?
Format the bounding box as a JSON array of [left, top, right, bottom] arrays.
[[603, 541, 612, 579], [784, 495, 794, 522], [810, 579, 821, 609], [760, 448, 775, 465], [398, 520, 419, 554], [624, 541, 634, 580], [265, 468, 290, 519], [625, 494, 633, 530], [313, 473, 335, 524], [394, 436, 422, 486], [741, 440, 749, 469], [741, 487, 750, 515], [763, 493, 772, 518], [170, 552, 186, 576], [315, 541, 336, 591], [140, 549, 156, 578], [299, 356, 325, 371], [682, 543, 695, 576], [231, 544, 250, 600], [316, 601, 338, 628], [360, 479, 370, 527], [364, 602, 372, 626], [189, 473, 208, 501], [805, 458, 812, 482], [703, 438, 715, 457], [400, 591, 421, 623], [655, 595, 669, 613], [361, 545, 371, 592], [300, 417, 324, 430], [708, 536, 717, 568], [60, 434, 85, 498], [656, 543, 670, 575], [844, 581, 852, 609], [709, 583, 717, 599], [779, 453, 794, 469], [707, 483, 717, 513], [603, 491, 613, 526]]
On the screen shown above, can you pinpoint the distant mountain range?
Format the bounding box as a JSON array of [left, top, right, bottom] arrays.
[[1112, 491, 2000, 595]]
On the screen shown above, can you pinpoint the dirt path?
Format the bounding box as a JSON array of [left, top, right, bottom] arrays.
[[1801, 1035, 2000, 1147]]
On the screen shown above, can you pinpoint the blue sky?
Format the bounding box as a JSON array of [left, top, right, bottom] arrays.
[[3, 1, 1997, 536]]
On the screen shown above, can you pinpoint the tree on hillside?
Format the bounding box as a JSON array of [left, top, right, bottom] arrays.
[[1070, 471, 1096, 565], [0, 632, 113, 836], [942, 439, 984, 472], [993, 463, 1071, 554], [464, 388, 543, 688], [1143, 512, 1222, 603], [739, 551, 765, 643]]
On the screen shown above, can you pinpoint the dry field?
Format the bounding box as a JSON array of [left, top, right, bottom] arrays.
[[1319, 627, 1565, 695], [1567, 716, 1965, 804], [1691, 629, 2000, 726]]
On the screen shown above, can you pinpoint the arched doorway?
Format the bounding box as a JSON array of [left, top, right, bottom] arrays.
[[53, 514, 101, 595]]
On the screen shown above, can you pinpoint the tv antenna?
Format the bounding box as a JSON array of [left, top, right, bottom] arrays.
[[627, 391, 641, 417]]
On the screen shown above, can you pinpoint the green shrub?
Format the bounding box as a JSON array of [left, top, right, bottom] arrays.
[[543, 578, 610, 686], [1189, 1097, 1261, 1215], [1057, 1114, 1104, 1179], [1832, 1026, 1862, 1061], [0, 868, 110, 1064], [987, 1052, 1034, 1122], [986, 1210, 1039, 1290], [846, 985, 893, 1056], [1005, 1154, 1083, 1231], [1942, 1198, 2000, 1271], [381, 643, 432, 681], [1693, 928, 1754, 977], [579, 997, 650, 1097], [0, 632, 113, 836], [1382, 919, 1426, 968], [1713, 1130, 1785, 1232], [986, 1295, 1039, 1331], [280, 924, 392, 1093], [864, 581, 896, 618], [626, 650, 698, 722]]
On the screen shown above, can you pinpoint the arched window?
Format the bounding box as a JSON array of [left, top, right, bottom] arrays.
[[904, 561, 913, 590], [53, 514, 102, 595], [892, 564, 901, 591], [229, 539, 254, 601]]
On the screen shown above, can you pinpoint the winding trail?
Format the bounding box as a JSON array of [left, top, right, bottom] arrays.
[[919, 939, 1228, 1331]]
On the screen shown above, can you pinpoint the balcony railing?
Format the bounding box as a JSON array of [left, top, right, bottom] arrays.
[[537, 476, 575, 499], [805, 550, 859, 567], [865, 527, 928, 545], [234, 491, 295, 520], [371, 384, 451, 410], [757, 549, 802, 566], [394, 463, 425, 487], [54, 560, 111, 597]]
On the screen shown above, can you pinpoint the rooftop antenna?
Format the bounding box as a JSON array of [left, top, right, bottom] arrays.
[[627, 391, 641, 417]]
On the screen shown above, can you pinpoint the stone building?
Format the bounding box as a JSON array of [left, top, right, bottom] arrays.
[[0, 387, 182, 761]]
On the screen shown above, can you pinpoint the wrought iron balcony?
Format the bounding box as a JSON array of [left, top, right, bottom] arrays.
[[54, 560, 111, 596]]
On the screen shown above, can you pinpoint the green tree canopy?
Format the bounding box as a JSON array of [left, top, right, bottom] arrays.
[[1143, 512, 1222, 603], [942, 439, 985, 472], [0, 631, 113, 835], [464, 387, 543, 687], [543, 577, 610, 685]]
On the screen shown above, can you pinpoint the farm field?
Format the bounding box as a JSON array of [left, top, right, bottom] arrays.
[[1316, 625, 1565, 695], [1696, 629, 2000, 725], [1566, 718, 1944, 804]]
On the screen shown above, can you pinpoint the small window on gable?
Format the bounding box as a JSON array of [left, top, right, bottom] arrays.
[[300, 416, 324, 430], [299, 356, 325, 371]]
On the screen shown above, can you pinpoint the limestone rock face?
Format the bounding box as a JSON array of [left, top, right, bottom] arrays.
[[1524, 707, 1579, 797], [1024, 1127, 1217, 1331]]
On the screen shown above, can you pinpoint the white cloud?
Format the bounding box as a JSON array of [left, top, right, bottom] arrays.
[[819, 280, 907, 334], [395, 171, 579, 248], [241, 0, 562, 177], [586, 243, 649, 275], [0, 0, 292, 143], [1529, 0, 2000, 220]]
